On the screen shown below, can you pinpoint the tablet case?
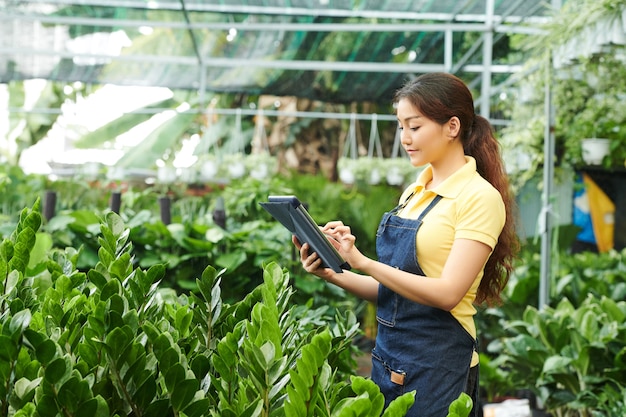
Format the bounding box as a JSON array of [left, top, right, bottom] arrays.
[[260, 195, 351, 273]]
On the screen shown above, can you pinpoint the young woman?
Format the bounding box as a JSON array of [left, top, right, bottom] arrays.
[[295, 72, 519, 417]]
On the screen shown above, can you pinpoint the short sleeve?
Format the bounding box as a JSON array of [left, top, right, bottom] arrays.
[[455, 181, 505, 249]]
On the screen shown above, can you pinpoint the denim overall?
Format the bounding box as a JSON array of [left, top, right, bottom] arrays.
[[372, 193, 477, 417]]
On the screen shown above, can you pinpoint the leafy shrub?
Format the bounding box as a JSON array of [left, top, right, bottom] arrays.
[[1, 200, 422, 416]]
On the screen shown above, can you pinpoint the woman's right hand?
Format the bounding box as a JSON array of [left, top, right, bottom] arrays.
[[292, 236, 336, 281]]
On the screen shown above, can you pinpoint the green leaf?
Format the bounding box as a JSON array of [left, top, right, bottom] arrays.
[[76, 395, 110, 417], [215, 251, 247, 271], [105, 326, 133, 359], [36, 394, 59, 417], [110, 252, 132, 280], [164, 362, 186, 392], [170, 379, 200, 411], [542, 355, 572, 374], [58, 376, 92, 412], [175, 306, 193, 338], [448, 392, 473, 417], [35, 339, 58, 366], [74, 97, 179, 149], [133, 375, 158, 410], [100, 279, 121, 300], [78, 343, 100, 368], [44, 357, 68, 384], [13, 377, 42, 403], [382, 390, 416, 417], [9, 309, 31, 339], [88, 269, 108, 290], [182, 398, 212, 417], [29, 232, 52, 269], [115, 112, 196, 168]]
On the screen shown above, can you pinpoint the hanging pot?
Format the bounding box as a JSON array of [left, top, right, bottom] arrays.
[[249, 163, 269, 180], [200, 160, 219, 181], [386, 167, 404, 186], [368, 168, 381, 185], [339, 168, 356, 185], [157, 166, 177, 184], [228, 161, 246, 179], [581, 138, 610, 165]]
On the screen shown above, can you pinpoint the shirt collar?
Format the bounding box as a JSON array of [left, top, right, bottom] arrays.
[[413, 156, 477, 198]]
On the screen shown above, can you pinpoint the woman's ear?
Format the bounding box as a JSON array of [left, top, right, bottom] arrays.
[[447, 116, 461, 139]]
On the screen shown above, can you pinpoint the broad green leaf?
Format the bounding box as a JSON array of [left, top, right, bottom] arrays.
[[164, 363, 187, 392], [36, 394, 59, 417], [133, 376, 158, 410], [35, 339, 58, 366], [9, 309, 31, 338], [143, 398, 172, 417], [74, 97, 179, 149], [58, 376, 92, 412], [382, 390, 416, 417], [78, 343, 99, 368], [182, 398, 212, 417], [170, 379, 200, 411], [448, 392, 473, 417], [88, 269, 108, 290], [175, 306, 193, 337], [542, 355, 572, 374], [44, 357, 68, 384], [105, 326, 133, 359], [110, 252, 132, 279], [13, 377, 42, 402], [100, 279, 121, 300], [76, 395, 110, 417], [29, 232, 52, 269], [115, 112, 196, 168]]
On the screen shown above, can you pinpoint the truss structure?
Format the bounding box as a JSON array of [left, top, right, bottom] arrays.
[[1, 0, 561, 119]]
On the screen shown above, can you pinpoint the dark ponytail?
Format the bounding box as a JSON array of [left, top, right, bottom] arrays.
[[394, 73, 519, 305]]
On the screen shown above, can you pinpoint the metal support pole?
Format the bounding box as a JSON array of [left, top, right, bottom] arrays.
[[480, 0, 494, 119], [43, 190, 57, 221], [212, 196, 226, 229], [539, 50, 555, 309], [159, 196, 171, 225], [109, 191, 122, 214]]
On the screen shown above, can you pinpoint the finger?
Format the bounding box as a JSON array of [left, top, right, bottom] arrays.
[[299, 242, 310, 260], [322, 221, 344, 230], [305, 256, 323, 272]]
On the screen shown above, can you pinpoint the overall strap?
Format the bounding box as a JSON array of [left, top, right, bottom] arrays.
[[416, 194, 443, 222]]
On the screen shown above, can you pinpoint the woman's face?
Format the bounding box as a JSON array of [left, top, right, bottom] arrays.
[[396, 98, 449, 167]]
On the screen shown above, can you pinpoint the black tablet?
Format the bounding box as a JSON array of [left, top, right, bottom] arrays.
[[260, 195, 351, 273]]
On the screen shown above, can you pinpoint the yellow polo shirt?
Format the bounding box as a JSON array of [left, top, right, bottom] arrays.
[[397, 156, 505, 364]]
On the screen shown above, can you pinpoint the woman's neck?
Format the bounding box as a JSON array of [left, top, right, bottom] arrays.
[[426, 153, 467, 190]]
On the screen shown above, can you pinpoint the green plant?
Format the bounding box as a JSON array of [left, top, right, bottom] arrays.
[[497, 295, 626, 416], [447, 393, 473, 417], [1, 200, 423, 416]]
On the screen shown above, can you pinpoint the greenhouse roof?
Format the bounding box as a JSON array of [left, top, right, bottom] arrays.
[[1, 0, 556, 106]]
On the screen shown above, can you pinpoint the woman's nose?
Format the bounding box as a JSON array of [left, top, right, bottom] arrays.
[[400, 129, 411, 145]]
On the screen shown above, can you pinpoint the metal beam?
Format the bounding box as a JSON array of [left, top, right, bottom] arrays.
[[0, 47, 522, 74], [16, 0, 554, 23], [0, 13, 545, 35]]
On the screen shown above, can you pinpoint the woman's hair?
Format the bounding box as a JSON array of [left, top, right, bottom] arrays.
[[394, 72, 519, 306]]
